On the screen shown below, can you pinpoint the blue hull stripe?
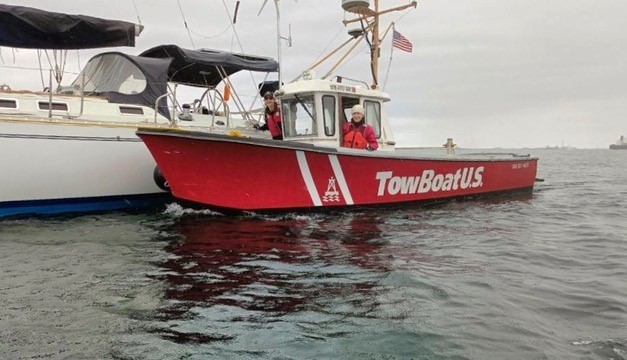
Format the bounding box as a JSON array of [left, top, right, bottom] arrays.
[[0, 193, 170, 218]]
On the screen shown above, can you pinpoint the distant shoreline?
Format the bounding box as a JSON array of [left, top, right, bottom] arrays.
[[395, 146, 608, 150]]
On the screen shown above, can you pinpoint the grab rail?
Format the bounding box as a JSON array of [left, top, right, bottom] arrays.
[[154, 93, 172, 123]]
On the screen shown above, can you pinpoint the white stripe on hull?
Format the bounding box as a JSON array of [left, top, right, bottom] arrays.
[[295, 151, 322, 207], [328, 154, 354, 205]]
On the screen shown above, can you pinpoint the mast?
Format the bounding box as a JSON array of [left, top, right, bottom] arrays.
[[275, 0, 282, 90], [343, 0, 417, 89], [259, 0, 283, 91], [372, 0, 380, 88]]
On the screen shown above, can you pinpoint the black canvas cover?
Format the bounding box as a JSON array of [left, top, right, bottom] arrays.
[[0, 4, 138, 49], [140, 45, 278, 87], [73, 52, 172, 118]]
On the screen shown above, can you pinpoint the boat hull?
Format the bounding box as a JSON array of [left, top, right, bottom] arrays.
[[137, 129, 538, 212], [0, 120, 168, 217], [609, 144, 627, 150]]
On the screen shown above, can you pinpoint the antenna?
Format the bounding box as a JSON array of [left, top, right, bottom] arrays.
[[256, 0, 298, 89], [257, 0, 269, 16], [233, 0, 240, 24], [284, 24, 293, 47], [257, 0, 283, 91]]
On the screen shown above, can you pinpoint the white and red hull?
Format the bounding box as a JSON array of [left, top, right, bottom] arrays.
[[138, 129, 538, 212]]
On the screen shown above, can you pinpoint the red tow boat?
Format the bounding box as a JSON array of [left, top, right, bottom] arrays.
[[137, 1, 538, 212], [137, 129, 537, 212]]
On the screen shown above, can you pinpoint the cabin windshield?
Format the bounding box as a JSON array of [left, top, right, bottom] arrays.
[[73, 54, 147, 95], [282, 95, 318, 137], [322, 95, 336, 136], [364, 100, 381, 138]]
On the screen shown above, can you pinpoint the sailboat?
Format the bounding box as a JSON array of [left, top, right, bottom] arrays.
[[136, 0, 539, 212], [0, 5, 278, 217]]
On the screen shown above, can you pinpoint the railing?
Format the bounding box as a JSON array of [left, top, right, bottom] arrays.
[[153, 93, 171, 123], [330, 75, 369, 88], [205, 88, 230, 127], [1, 64, 257, 127], [0, 65, 86, 119], [66, 73, 86, 119], [156, 87, 233, 127]]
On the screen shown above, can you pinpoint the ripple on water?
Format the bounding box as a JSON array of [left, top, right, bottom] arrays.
[[2, 150, 627, 359]]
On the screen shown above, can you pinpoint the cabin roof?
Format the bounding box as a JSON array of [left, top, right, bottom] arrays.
[[280, 79, 391, 102]]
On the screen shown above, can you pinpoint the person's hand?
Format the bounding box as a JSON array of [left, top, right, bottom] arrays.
[[366, 145, 375, 151]]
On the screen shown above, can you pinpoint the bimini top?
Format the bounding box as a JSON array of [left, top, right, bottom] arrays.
[[140, 45, 279, 87], [0, 4, 139, 49]]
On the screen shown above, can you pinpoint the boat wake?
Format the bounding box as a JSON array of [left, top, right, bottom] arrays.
[[162, 203, 313, 222], [242, 211, 314, 222], [162, 203, 224, 217], [572, 338, 626, 359]]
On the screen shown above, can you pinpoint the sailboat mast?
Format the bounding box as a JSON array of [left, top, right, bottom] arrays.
[[275, 0, 282, 90]]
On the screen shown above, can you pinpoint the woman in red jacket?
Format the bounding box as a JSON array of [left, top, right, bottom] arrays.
[[342, 104, 378, 150], [255, 91, 283, 140]]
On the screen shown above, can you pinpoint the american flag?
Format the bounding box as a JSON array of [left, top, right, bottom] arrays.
[[393, 30, 413, 53]]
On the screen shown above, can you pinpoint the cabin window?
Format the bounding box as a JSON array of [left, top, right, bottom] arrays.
[[0, 99, 17, 109], [37, 101, 69, 111], [282, 95, 318, 137], [341, 96, 360, 124], [73, 53, 147, 95], [364, 100, 381, 138], [119, 106, 144, 115], [322, 95, 336, 136]]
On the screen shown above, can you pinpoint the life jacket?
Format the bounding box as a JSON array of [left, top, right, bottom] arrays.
[[343, 123, 368, 149]]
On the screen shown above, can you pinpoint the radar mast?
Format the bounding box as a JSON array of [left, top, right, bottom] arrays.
[[342, 0, 417, 89]]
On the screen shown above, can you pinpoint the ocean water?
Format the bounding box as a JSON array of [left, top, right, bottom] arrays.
[[1, 149, 626, 360]]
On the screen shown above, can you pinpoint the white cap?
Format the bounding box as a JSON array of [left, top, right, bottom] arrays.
[[351, 104, 364, 115]]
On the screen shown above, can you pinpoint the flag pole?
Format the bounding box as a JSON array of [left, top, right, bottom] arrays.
[[382, 22, 396, 91]]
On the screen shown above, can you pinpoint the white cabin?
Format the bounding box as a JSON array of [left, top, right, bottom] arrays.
[[278, 76, 396, 151]]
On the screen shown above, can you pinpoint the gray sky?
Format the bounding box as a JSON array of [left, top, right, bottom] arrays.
[[2, 0, 626, 148]]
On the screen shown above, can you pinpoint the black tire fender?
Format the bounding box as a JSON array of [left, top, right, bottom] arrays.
[[153, 166, 170, 191]]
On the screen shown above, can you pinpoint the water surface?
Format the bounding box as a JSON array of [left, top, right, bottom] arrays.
[[1, 149, 626, 359]]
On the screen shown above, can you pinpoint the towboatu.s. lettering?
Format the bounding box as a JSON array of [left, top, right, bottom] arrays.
[[375, 167, 485, 196]]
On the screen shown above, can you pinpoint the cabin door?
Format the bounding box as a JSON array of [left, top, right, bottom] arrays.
[[339, 96, 360, 146]]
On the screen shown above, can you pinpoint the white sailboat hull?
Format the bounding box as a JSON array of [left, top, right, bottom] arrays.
[[0, 119, 167, 217]]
